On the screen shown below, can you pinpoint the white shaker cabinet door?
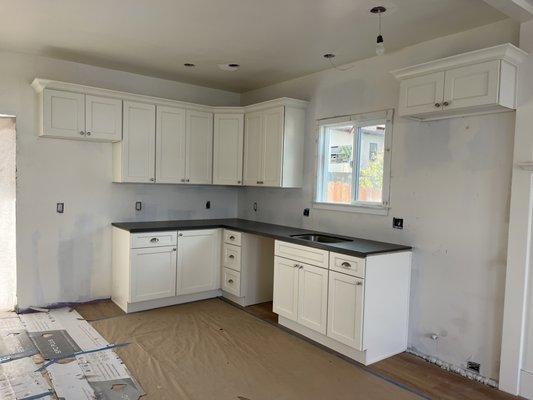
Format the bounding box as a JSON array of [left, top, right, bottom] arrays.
[[42, 89, 85, 139], [273, 256, 299, 321], [122, 101, 156, 183], [186, 110, 213, 184], [327, 271, 364, 350], [261, 106, 284, 187], [297, 263, 328, 335], [398, 72, 445, 116], [443, 60, 500, 111], [156, 106, 186, 183], [243, 111, 263, 186], [213, 113, 244, 185], [176, 229, 219, 295], [85, 95, 122, 141], [130, 246, 177, 303]]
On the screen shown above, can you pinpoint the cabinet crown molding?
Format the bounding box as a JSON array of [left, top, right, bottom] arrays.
[[31, 78, 308, 113], [390, 43, 528, 81]]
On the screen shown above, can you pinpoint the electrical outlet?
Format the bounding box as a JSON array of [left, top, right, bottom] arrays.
[[56, 203, 64, 214], [206, 201, 211, 209], [135, 202, 142, 211], [393, 217, 404, 229], [467, 361, 480, 373], [253, 202, 258, 212], [303, 208, 310, 217]]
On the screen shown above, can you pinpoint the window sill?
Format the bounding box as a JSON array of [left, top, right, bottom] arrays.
[[312, 202, 389, 216]]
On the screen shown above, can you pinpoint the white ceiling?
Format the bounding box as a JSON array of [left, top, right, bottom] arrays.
[[0, 0, 506, 92]]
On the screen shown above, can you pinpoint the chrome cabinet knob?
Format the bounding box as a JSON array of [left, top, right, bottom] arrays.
[[442, 101, 450, 107], [150, 237, 159, 243], [228, 279, 234, 284], [229, 235, 235, 240], [172, 248, 176, 251], [434, 103, 441, 108], [341, 262, 351, 269], [86, 131, 91, 136], [150, 178, 155, 182], [228, 254, 235, 259], [356, 281, 363, 286], [79, 131, 85, 135]]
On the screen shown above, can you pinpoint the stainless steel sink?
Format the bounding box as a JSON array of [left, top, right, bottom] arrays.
[[290, 233, 352, 244]]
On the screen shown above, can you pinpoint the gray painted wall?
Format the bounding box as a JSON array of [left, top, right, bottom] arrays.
[[238, 19, 519, 379], [0, 50, 241, 309]]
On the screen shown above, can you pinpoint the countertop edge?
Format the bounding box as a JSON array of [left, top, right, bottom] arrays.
[[111, 220, 412, 258]]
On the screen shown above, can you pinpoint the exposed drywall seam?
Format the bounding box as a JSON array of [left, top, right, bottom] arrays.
[[407, 347, 498, 388]]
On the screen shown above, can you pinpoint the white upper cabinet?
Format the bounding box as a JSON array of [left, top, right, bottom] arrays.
[[32, 79, 308, 187], [443, 61, 500, 111], [213, 113, 244, 186], [85, 95, 122, 141], [114, 101, 156, 183], [398, 72, 444, 116], [156, 106, 186, 184], [40, 88, 122, 141], [262, 106, 284, 186], [243, 101, 306, 188], [186, 110, 213, 185], [243, 111, 263, 186], [42, 89, 85, 139], [392, 44, 527, 120]]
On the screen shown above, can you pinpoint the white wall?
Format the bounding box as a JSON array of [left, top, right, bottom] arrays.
[[499, 19, 533, 396], [0, 50, 241, 309], [238, 18, 519, 380], [0, 117, 16, 310]]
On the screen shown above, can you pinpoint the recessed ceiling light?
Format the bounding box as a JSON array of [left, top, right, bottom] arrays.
[[184, 63, 195, 67], [218, 63, 240, 71]]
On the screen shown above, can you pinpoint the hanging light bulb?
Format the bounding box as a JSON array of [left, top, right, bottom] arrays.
[[370, 6, 386, 56]]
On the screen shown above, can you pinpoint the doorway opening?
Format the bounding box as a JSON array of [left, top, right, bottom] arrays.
[[0, 116, 16, 310]]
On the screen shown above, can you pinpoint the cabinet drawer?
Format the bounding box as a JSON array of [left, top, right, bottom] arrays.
[[224, 229, 242, 246], [274, 240, 329, 269], [222, 267, 241, 296], [329, 252, 365, 278], [223, 243, 241, 272], [131, 231, 177, 249]]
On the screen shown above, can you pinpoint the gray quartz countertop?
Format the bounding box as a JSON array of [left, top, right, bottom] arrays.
[[111, 218, 412, 258]]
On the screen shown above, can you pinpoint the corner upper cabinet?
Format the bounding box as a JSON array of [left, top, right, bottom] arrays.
[[392, 44, 527, 121], [213, 113, 244, 185], [243, 99, 307, 187], [113, 101, 156, 183]]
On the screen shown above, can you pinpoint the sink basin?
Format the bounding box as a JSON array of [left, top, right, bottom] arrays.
[[291, 233, 352, 244]]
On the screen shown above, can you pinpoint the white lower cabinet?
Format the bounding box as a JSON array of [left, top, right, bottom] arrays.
[[273, 256, 328, 334], [112, 228, 221, 313], [327, 271, 364, 350], [297, 263, 328, 334], [176, 229, 219, 295], [131, 246, 177, 302], [273, 240, 411, 366], [273, 256, 300, 321]]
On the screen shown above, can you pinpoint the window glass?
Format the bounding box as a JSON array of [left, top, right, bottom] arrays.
[[316, 113, 390, 209], [357, 125, 385, 203], [321, 125, 354, 204]]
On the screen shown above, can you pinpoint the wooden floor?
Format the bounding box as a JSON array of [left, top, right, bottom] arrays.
[[75, 299, 522, 400]]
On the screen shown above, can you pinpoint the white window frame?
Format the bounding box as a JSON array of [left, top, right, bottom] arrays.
[[313, 109, 393, 216]]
